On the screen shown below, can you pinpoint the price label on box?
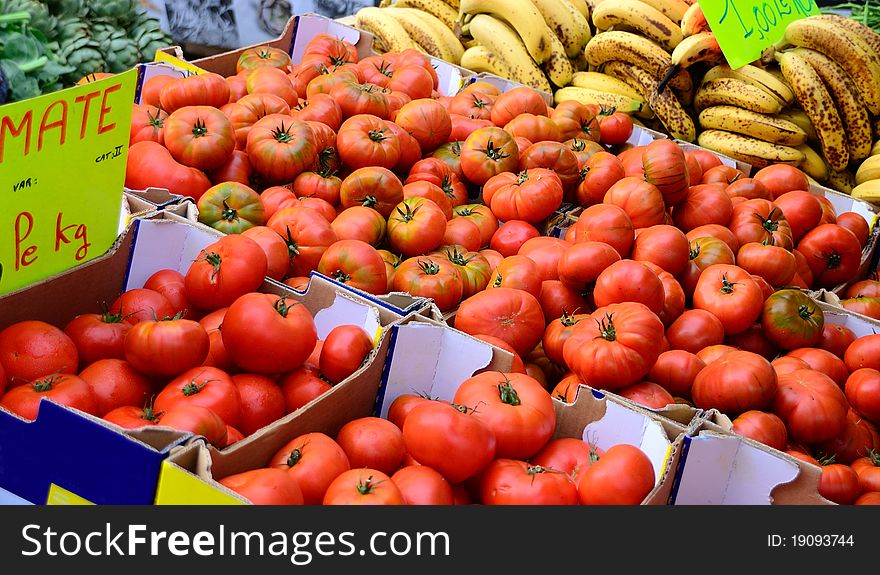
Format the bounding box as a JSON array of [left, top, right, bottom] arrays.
[[0, 70, 137, 295], [700, 0, 819, 69]]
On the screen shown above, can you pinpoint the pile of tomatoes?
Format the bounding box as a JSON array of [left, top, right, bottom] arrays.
[[0, 233, 376, 449], [215, 373, 657, 506]]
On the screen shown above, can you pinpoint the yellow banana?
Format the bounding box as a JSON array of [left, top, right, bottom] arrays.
[[694, 78, 784, 115], [543, 29, 575, 87], [566, 0, 590, 19], [603, 60, 696, 140], [814, 14, 880, 62], [680, 1, 708, 37], [850, 179, 880, 203], [468, 14, 552, 92], [530, 0, 591, 58], [796, 143, 830, 183], [554, 86, 645, 115], [776, 49, 849, 172], [657, 31, 722, 93], [696, 130, 805, 168], [460, 45, 512, 78], [827, 169, 856, 195], [382, 7, 465, 62], [460, 0, 554, 64], [389, 0, 459, 29], [440, 0, 460, 8], [790, 47, 872, 162], [585, 31, 692, 94], [855, 154, 880, 186], [782, 17, 880, 115], [570, 71, 643, 100], [777, 108, 819, 144], [638, 0, 689, 23], [592, 0, 682, 51], [700, 64, 795, 105], [569, 52, 589, 71], [872, 140, 880, 156], [698, 106, 807, 147], [356, 7, 420, 53]]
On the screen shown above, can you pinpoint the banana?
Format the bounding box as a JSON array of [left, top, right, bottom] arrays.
[[462, 37, 480, 49], [460, 0, 554, 63], [657, 31, 722, 93], [776, 49, 849, 172], [827, 169, 856, 195], [570, 52, 589, 71], [460, 45, 513, 77], [638, 0, 689, 23], [566, 0, 590, 19], [356, 7, 420, 53], [694, 78, 784, 115], [440, 0, 461, 8], [530, 0, 591, 58], [796, 143, 830, 183], [855, 154, 880, 186], [696, 130, 805, 168], [543, 29, 575, 87], [382, 7, 465, 62], [874, 118, 880, 139], [554, 86, 645, 115], [591, 0, 683, 51], [585, 31, 692, 94], [700, 63, 795, 105], [570, 71, 643, 100], [782, 17, 880, 115], [777, 108, 819, 144], [468, 14, 552, 92], [850, 179, 880, 203], [389, 0, 459, 29], [698, 106, 807, 147], [814, 14, 880, 62], [790, 47, 872, 162], [585, 0, 606, 11], [603, 60, 696, 140], [679, 1, 708, 37], [872, 140, 880, 156]]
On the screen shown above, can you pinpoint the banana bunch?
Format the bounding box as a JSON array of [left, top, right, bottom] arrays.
[[355, 1, 466, 63]]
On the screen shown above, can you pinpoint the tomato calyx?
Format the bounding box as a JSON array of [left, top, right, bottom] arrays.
[[440, 175, 456, 200], [181, 379, 209, 396], [754, 208, 783, 234], [32, 372, 63, 393], [272, 122, 295, 144], [569, 139, 589, 152], [147, 106, 166, 133], [99, 306, 127, 324], [559, 309, 582, 327], [818, 249, 843, 271], [443, 245, 475, 267], [139, 398, 163, 424], [797, 304, 817, 321], [356, 475, 385, 495], [197, 251, 224, 284], [221, 199, 240, 223], [718, 273, 740, 295], [598, 105, 617, 118], [689, 243, 702, 260], [481, 139, 509, 162], [283, 228, 300, 257], [373, 60, 395, 78], [274, 297, 300, 318], [368, 127, 389, 143], [492, 273, 503, 287], [553, 381, 576, 401], [516, 170, 530, 186], [417, 259, 441, 276], [816, 453, 836, 466], [865, 449, 880, 467], [455, 206, 475, 217], [596, 314, 617, 342], [330, 269, 352, 283], [359, 195, 379, 209], [497, 377, 522, 406], [191, 118, 209, 138], [393, 202, 420, 223]]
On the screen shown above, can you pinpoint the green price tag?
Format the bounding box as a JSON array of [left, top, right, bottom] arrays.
[[0, 69, 137, 296], [700, 0, 820, 69]]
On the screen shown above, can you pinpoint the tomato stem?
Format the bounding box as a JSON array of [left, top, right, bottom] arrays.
[[272, 122, 294, 144], [481, 139, 509, 161], [182, 381, 208, 396], [274, 297, 299, 318], [492, 273, 503, 287], [718, 273, 740, 295], [191, 118, 209, 138], [287, 448, 303, 467], [221, 199, 238, 222], [368, 128, 388, 142], [331, 269, 351, 283], [198, 251, 223, 284], [596, 314, 617, 341], [356, 476, 384, 495], [417, 259, 441, 275], [32, 372, 62, 392], [497, 377, 522, 406]]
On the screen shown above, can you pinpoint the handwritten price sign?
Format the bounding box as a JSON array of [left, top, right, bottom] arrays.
[[701, 0, 820, 69], [0, 69, 137, 296]]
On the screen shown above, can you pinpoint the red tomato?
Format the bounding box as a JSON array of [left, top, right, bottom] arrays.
[[155, 366, 240, 428], [673, 183, 733, 232], [517, 236, 568, 282], [163, 106, 235, 171], [844, 334, 880, 372], [599, 111, 634, 146], [576, 444, 655, 505], [143, 269, 200, 320], [219, 468, 303, 505], [231, 373, 285, 436], [773, 190, 823, 243], [731, 410, 788, 451], [479, 458, 578, 505], [772, 369, 849, 444], [454, 288, 545, 357], [394, 99, 452, 153], [647, 350, 705, 397], [269, 432, 350, 505], [575, 151, 625, 207], [110, 288, 176, 325], [819, 323, 857, 359], [63, 312, 131, 366], [688, 149, 723, 174], [797, 224, 863, 288], [0, 373, 96, 420], [323, 468, 403, 505], [317, 239, 387, 295], [568, 204, 635, 258], [692, 350, 777, 414], [402, 401, 497, 483], [818, 463, 862, 505], [103, 404, 161, 429], [320, 325, 374, 383], [752, 164, 810, 198], [159, 73, 230, 112], [158, 403, 227, 446], [184, 235, 268, 312], [693, 264, 764, 335], [386, 198, 447, 257], [460, 127, 519, 185], [816, 408, 877, 464], [0, 322, 77, 388], [124, 316, 209, 378], [551, 100, 599, 142], [222, 293, 317, 375], [279, 365, 330, 412], [125, 141, 212, 201], [336, 417, 405, 475], [240, 226, 290, 282], [837, 212, 871, 248], [489, 221, 541, 257], [593, 259, 665, 314], [665, 309, 725, 354], [530, 437, 602, 480], [490, 87, 548, 127], [387, 394, 433, 430], [391, 466, 455, 505], [339, 166, 403, 218], [631, 225, 689, 276], [845, 368, 880, 425], [77, 359, 151, 417], [268, 206, 338, 277], [618, 381, 675, 409], [391, 256, 464, 312]]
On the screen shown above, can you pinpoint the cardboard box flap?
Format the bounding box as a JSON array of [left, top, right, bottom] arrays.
[[374, 321, 516, 418], [124, 187, 189, 209], [312, 289, 382, 343], [0, 399, 189, 504], [818, 300, 880, 337], [135, 62, 187, 104], [672, 431, 800, 504], [155, 442, 245, 505], [626, 125, 667, 146]]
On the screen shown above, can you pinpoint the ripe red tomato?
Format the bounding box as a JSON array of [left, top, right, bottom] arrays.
[[576, 444, 655, 505], [268, 206, 338, 277], [402, 401, 496, 483], [247, 114, 318, 184], [487, 168, 564, 224], [761, 289, 824, 350], [394, 98, 452, 153], [844, 334, 880, 372], [819, 323, 857, 359], [631, 225, 689, 276], [599, 111, 634, 146], [159, 73, 230, 112], [568, 204, 635, 258], [519, 141, 580, 194], [692, 350, 777, 414], [647, 350, 706, 397], [797, 224, 863, 288], [837, 212, 871, 248], [618, 381, 675, 409], [110, 288, 176, 325], [556, 241, 620, 297], [339, 166, 403, 218], [816, 408, 877, 464], [489, 221, 540, 257], [231, 373, 285, 436], [693, 264, 764, 335], [269, 432, 350, 505], [386, 198, 447, 257], [155, 366, 240, 428], [336, 417, 405, 475], [222, 293, 317, 375], [460, 127, 519, 185], [124, 316, 209, 377], [63, 312, 131, 366], [786, 347, 847, 388], [77, 359, 151, 417], [323, 468, 403, 505], [158, 403, 227, 446], [278, 365, 330, 412], [773, 369, 849, 444], [818, 463, 862, 505], [0, 373, 96, 420], [551, 100, 599, 142], [320, 325, 374, 384], [845, 368, 880, 425], [392, 256, 463, 312], [479, 458, 578, 505], [391, 466, 455, 505], [772, 190, 822, 243], [688, 148, 723, 175], [603, 177, 666, 229], [731, 410, 788, 450], [317, 239, 387, 295], [517, 236, 568, 282], [642, 139, 690, 206], [184, 235, 268, 312], [673, 183, 733, 232], [219, 468, 304, 505], [752, 164, 809, 198], [530, 437, 602, 480], [592, 259, 665, 314], [103, 404, 161, 429], [0, 321, 78, 388], [164, 106, 235, 171], [575, 151, 625, 207], [455, 288, 545, 357], [665, 309, 725, 354]]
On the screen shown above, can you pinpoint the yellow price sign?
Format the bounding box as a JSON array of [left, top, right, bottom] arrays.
[[0, 69, 137, 295], [153, 50, 207, 76]]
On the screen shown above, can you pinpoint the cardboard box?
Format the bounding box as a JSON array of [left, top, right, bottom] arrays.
[[154, 14, 471, 97], [154, 312, 516, 504], [665, 410, 832, 505]]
